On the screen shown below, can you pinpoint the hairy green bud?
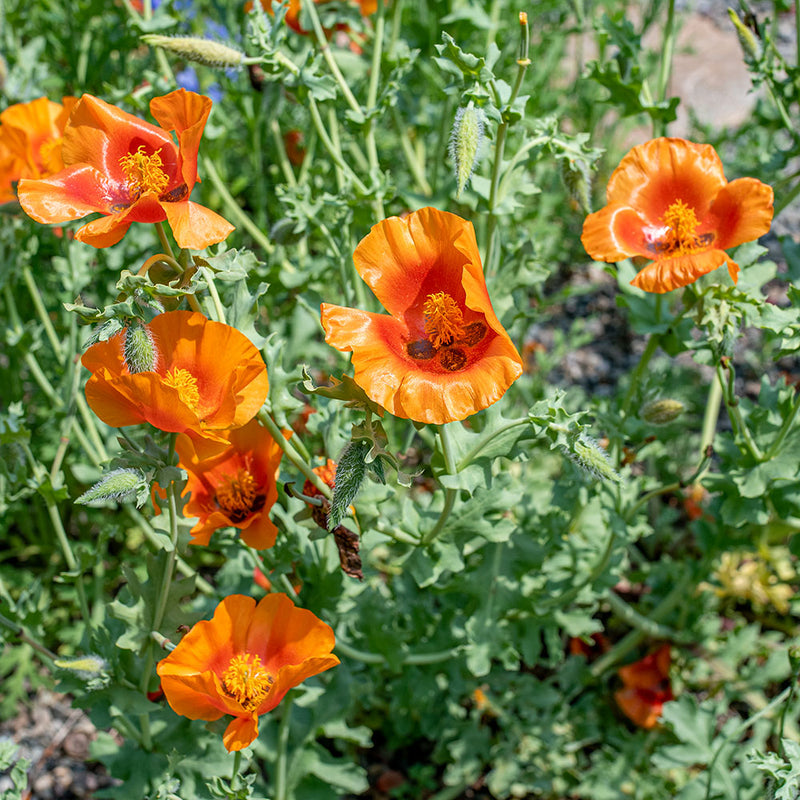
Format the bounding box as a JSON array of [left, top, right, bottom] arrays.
[[54, 655, 107, 678], [560, 158, 591, 214], [123, 321, 158, 374], [449, 101, 484, 198], [76, 468, 148, 507], [639, 398, 685, 426], [142, 34, 244, 69], [328, 439, 369, 531], [565, 434, 620, 483]]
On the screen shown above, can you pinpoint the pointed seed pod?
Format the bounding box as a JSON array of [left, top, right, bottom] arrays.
[[141, 35, 244, 69], [640, 398, 685, 425], [449, 101, 484, 198], [76, 468, 147, 506], [560, 158, 591, 213], [565, 434, 620, 483], [123, 321, 158, 374]]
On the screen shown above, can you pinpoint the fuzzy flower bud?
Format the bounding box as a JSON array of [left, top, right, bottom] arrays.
[[54, 655, 108, 679], [560, 159, 591, 213], [142, 35, 245, 69], [76, 468, 148, 507], [565, 434, 620, 483], [639, 398, 685, 426], [449, 101, 484, 198], [123, 321, 158, 374], [727, 8, 761, 63]]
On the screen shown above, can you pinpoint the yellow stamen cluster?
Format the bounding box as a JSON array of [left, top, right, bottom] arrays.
[[119, 145, 169, 197], [216, 469, 258, 517], [221, 653, 274, 711], [660, 199, 700, 254], [423, 292, 464, 348], [163, 367, 200, 411]]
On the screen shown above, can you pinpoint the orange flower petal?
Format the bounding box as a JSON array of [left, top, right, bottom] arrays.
[[605, 137, 727, 219], [62, 94, 178, 181], [630, 249, 737, 293], [161, 198, 235, 250], [155, 670, 229, 721], [223, 714, 260, 752], [709, 177, 774, 250], [149, 89, 211, 189], [614, 687, 662, 729], [18, 165, 115, 223], [352, 207, 480, 317]]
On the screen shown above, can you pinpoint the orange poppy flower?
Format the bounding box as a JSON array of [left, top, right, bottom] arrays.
[[320, 207, 523, 424], [173, 419, 286, 549], [157, 593, 339, 751], [17, 89, 233, 249], [581, 137, 774, 293], [614, 644, 674, 729], [81, 310, 268, 442], [0, 96, 77, 204]]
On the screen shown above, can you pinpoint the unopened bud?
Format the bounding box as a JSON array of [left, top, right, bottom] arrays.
[[76, 468, 147, 506], [640, 398, 685, 425], [449, 101, 484, 198], [54, 655, 107, 678], [328, 440, 369, 531], [728, 9, 761, 63], [142, 35, 244, 69], [565, 434, 620, 483], [123, 321, 158, 374]]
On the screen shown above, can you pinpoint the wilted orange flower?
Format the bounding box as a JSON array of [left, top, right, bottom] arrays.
[[0, 96, 77, 204], [173, 419, 286, 549], [581, 137, 774, 293], [157, 593, 339, 751], [18, 89, 233, 249], [321, 207, 523, 424], [82, 310, 268, 442], [614, 644, 673, 729]]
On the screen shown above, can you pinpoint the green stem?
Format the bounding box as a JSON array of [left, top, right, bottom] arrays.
[[456, 417, 528, 470], [621, 335, 659, 418], [274, 693, 293, 800], [700, 370, 723, 454], [201, 156, 276, 255], [154, 221, 175, 261], [604, 590, 690, 642], [0, 611, 59, 662], [231, 750, 243, 793], [270, 118, 298, 187], [386, 0, 403, 61], [22, 265, 64, 363], [654, 0, 676, 135], [138, 434, 180, 750], [716, 362, 763, 461], [303, 0, 361, 114], [484, 18, 529, 277], [257, 410, 331, 498], [364, 0, 386, 218], [198, 267, 226, 324], [764, 389, 800, 461], [421, 423, 458, 546], [125, 507, 214, 595]]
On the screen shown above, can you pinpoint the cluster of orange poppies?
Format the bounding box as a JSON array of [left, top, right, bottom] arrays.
[[8, 83, 774, 748]]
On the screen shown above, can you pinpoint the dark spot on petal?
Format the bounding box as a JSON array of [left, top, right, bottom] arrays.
[[439, 347, 467, 371], [160, 183, 189, 203], [110, 202, 131, 213], [696, 232, 715, 247], [407, 339, 437, 360], [457, 321, 487, 347], [217, 493, 266, 523]]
